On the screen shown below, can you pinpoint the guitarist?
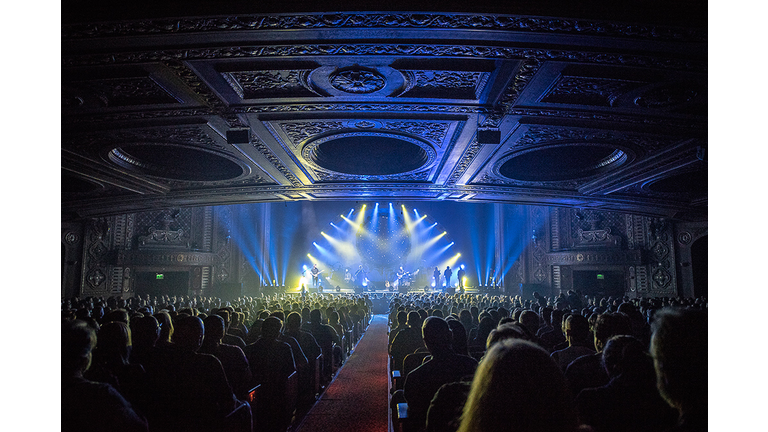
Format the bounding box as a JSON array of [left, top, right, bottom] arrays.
[[311, 264, 322, 288]]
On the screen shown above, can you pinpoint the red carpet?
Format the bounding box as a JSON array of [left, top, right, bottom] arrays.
[[294, 315, 390, 432]]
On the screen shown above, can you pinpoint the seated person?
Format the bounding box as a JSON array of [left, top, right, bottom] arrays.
[[403, 317, 478, 432], [145, 316, 249, 432], [62, 320, 148, 432]]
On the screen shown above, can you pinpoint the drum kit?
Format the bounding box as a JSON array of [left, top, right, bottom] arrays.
[[391, 268, 418, 291]]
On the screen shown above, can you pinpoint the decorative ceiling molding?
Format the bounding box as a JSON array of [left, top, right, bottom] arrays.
[[62, 13, 706, 42]]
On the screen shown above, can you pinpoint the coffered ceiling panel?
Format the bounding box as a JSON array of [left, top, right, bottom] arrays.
[[61, 1, 707, 221]]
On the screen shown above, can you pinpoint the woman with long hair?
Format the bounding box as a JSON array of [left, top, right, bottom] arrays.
[[457, 339, 584, 432]]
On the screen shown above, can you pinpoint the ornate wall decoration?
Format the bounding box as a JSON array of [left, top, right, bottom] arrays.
[[235, 103, 488, 115], [67, 126, 223, 154], [569, 209, 626, 249], [64, 45, 705, 75], [81, 217, 113, 295], [514, 125, 672, 155], [71, 76, 180, 107], [634, 84, 699, 109], [222, 70, 318, 98], [87, 269, 107, 289], [63, 13, 705, 43], [64, 231, 80, 245], [381, 121, 450, 146], [399, 70, 490, 99], [652, 264, 672, 288], [645, 217, 677, 294], [541, 76, 645, 107], [250, 138, 303, 187], [446, 140, 483, 185], [280, 121, 346, 148], [329, 67, 386, 94], [315, 169, 431, 182], [163, 61, 246, 129], [214, 206, 233, 283], [677, 230, 693, 245], [135, 209, 192, 249]]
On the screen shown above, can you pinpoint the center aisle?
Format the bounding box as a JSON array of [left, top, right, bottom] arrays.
[[293, 314, 390, 432]]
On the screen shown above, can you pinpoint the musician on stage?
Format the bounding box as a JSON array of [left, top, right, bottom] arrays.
[[433, 267, 441, 288], [457, 266, 466, 293], [396, 266, 407, 285], [354, 265, 366, 292], [444, 266, 453, 290], [311, 264, 321, 288]]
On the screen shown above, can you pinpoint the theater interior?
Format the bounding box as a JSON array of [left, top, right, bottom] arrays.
[[54, 1, 716, 431], [61, 0, 707, 301]]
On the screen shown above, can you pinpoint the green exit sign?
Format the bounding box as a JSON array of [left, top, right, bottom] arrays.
[[156, 274, 164, 280], [596, 274, 604, 280]]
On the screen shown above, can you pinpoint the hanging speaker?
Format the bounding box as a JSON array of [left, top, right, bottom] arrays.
[[477, 128, 501, 144], [226, 128, 250, 145]]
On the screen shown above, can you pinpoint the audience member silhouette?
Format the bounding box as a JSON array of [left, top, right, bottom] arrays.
[[446, 319, 469, 356], [551, 314, 595, 371], [403, 316, 478, 432], [146, 315, 247, 432], [468, 316, 496, 352], [486, 322, 532, 348], [565, 311, 632, 396], [215, 309, 247, 349], [650, 308, 707, 432], [518, 310, 542, 347], [390, 310, 409, 347], [62, 320, 148, 432], [129, 315, 160, 370], [284, 311, 321, 405], [390, 311, 426, 372], [152, 311, 174, 349], [307, 308, 340, 381], [200, 314, 253, 398], [425, 381, 472, 432], [243, 316, 296, 432], [456, 339, 583, 432], [84, 321, 149, 415], [576, 335, 677, 432]]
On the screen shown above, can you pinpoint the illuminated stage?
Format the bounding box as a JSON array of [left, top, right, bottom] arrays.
[[228, 201, 524, 297]]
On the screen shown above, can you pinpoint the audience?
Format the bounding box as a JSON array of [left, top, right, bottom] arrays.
[[456, 339, 582, 432], [62, 320, 149, 432], [650, 308, 707, 432], [551, 314, 595, 371], [403, 317, 478, 432], [576, 335, 677, 432], [62, 291, 706, 432]]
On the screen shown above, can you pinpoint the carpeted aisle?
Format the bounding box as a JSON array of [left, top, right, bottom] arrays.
[[294, 314, 390, 432]]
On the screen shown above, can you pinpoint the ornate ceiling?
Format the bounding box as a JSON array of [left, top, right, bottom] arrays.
[[61, 2, 707, 222]]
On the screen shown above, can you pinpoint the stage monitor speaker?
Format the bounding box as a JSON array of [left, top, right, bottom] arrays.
[[226, 129, 250, 145], [446, 287, 456, 295], [477, 128, 501, 144]]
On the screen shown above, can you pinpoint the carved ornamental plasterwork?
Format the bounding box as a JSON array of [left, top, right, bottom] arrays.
[[223, 70, 317, 98], [541, 76, 646, 107], [66, 76, 180, 108], [514, 125, 673, 155], [62, 13, 706, 43], [399, 70, 491, 99], [329, 67, 386, 94]]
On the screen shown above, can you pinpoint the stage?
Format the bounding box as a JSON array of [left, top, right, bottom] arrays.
[[264, 286, 503, 296]]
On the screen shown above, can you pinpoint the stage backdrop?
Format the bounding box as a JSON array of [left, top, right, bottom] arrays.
[[222, 201, 529, 291]]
